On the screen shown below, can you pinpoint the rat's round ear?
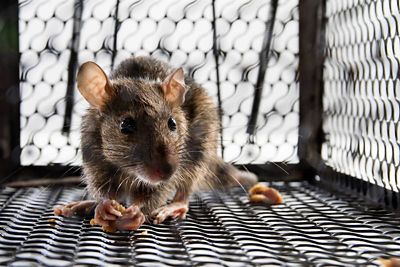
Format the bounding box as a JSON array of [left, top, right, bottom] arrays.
[[77, 61, 113, 108], [162, 68, 188, 106]]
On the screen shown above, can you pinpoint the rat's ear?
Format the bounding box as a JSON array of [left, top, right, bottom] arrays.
[[77, 61, 113, 108], [162, 68, 187, 106]]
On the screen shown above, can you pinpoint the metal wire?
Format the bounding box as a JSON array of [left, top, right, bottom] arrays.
[[0, 182, 399, 266], [62, 0, 83, 135], [247, 0, 279, 138], [211, 0, 224, 154], [111, 0, 120, 69], [322, 0, 400, 192]]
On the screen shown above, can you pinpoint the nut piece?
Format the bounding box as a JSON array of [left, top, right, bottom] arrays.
[[91, 218, 118, 233], [248, 183, 283, 205], [114, 202, 126, 213], [249, 183, 269, 195], [263, 187, 283, 204], [249, 194, 269, 203], [102, 224, 117, 233], [90, 218, 97, 226]]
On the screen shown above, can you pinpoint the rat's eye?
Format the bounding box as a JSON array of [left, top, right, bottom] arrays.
[[168, 117, 177, 131], [120, 117, 136, 134]]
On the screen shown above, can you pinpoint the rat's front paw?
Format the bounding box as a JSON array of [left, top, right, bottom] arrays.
[[115, 205, 145, 231], [151, 202, 188, 224], [54, 200, 97, 217], [92, 199, 123, 229]]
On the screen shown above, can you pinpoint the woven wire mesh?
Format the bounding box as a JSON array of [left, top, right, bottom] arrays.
[[322, 0, 400, 192], [18, 0, 299, 166], [0, 182, 399, 266]]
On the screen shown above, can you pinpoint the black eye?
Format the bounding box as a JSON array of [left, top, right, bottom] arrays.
[[120, 117, 136, 134], [168, 117, 177, 131]]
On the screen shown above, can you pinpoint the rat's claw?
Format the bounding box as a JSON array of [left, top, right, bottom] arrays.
[[54, 200, 97, 217], [152, 202, 189, 225], [115, 205, 145, 231]]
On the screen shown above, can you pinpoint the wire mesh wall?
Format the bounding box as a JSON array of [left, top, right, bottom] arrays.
[[18, 0, 299, 167], [322, 0, 400, 192]]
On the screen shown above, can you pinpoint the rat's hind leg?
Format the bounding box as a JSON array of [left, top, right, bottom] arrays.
[[151, 190, 189, 225], [54, 200, 97, 217], [151, 202, 188, 224]]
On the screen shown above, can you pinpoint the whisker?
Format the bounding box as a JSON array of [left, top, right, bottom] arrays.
[[95, 180, 110, 198], [271, 161, 289, 175], [116, 175, 130, 195]]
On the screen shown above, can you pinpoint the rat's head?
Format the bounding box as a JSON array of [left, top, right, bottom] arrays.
[[77, 61, 188, 185]]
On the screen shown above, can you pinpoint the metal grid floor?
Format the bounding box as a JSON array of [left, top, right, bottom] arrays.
[[0, 181, 399, 266]]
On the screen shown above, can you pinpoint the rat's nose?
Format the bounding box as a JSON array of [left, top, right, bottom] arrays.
[[154, 163, 174, 178], [145, 142, 178, 182], [152, 169, 163, 179], [160, 162, 174, 178], [147, 162, 175, 182]]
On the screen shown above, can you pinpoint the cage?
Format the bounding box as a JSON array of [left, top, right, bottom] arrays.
[[0, 0, 399, 266]]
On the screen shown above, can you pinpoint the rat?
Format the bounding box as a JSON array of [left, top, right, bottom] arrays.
[[54, 56, 257, 230]]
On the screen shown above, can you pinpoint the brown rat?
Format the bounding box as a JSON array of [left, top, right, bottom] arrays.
[[54, 56, 257, 230]]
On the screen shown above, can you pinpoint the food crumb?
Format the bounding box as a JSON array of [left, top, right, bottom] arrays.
[[248, 183, 283, 205], [113, 201, 126, 213], [140, 230, 148, 235], [102, 225, 117, 233], [47, 218, 56, 223], [90, 218, 117, 233]]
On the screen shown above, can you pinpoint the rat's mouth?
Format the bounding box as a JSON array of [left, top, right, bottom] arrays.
[[124, 166, 174, 186], [122, 158, 177, 186], [144, 166, 174, 183], [143, 160, 176, 182], [137, 172, 162, 186]]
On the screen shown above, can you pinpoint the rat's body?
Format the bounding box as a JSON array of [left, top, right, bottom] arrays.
[[55, 56, 257, 229]]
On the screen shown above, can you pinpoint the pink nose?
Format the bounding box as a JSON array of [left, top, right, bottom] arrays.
[[146, 168, 167, 183], [153, 169, 164, 178]]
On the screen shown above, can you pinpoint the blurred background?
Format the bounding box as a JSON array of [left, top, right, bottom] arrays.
[[18, 0, 299, 167]]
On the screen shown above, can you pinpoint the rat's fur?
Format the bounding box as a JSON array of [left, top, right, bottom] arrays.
[[81, 56, 255, 215]]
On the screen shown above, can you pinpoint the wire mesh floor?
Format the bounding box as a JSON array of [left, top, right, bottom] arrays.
[[0, 181, 399, 266]]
